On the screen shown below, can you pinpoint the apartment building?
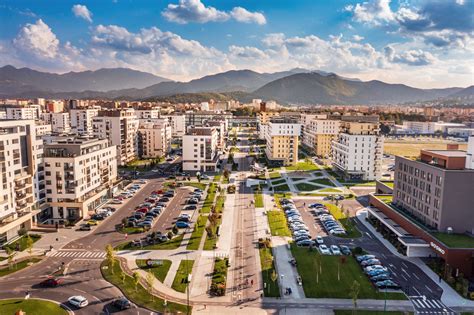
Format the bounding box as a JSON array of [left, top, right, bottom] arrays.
[[331, 121, 383, 180], [42, 112, 71, 133], [135, 109, 160, 119], [162, 115, 186, 138], [265, 118, 301, 166], [185, 111, 232, 127], [5, 105, 41, 120], [43, 136, 117, 223], [257, 111, 279, 140], [207, 120, 227, 150], [70, 109, 99, 135], [303, 119, 340, 157], [182, 127, 219, 172], [392, 144, 474, 233], [0, 120, 46, 246], [92, 109, 139, 165], [137, 120, 172, 159]]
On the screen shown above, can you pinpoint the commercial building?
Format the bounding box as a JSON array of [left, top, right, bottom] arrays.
[[302, 119, 340, 157], [331, 121, 383, 180], [70, 109, 99, 135], [43, 136, 117, 223], [402, 121, 436, 134], [92, 109, 139, 165], [434, 122, 466, 134], [265, 118, 301, 166], [0, 120, 46, 246], [182, 127, 219, 172], [137, 119, 172, 159], [42, 112, 71, 133]]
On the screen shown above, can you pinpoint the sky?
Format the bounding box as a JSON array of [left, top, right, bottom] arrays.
[[0, 0, 473, 88]]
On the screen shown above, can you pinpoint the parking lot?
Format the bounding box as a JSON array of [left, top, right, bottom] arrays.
[[292, 199, 327, 239]]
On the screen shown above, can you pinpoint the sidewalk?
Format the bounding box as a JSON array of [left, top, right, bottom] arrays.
[[217, 190, 235, 255], [356, 208, 474, 309]]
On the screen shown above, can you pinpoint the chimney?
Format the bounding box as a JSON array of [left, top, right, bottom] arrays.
[[466, 135, 474, 170]]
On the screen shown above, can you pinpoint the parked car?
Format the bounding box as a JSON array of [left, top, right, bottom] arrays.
[[330, 245, 341, 255], [361, 259, 382, 267], [367, 269, 389, 277], [176, 221, 190, 228], [91, 214, 105, 221], [87, 220, 99, 226], [297, 240, 315, 247], [329, 228, 346, 235], [319, 244, 331, 255], [356, 255, 376, 262], [340, 245, 351, 255], [370, 274, 392, 282], [185, 205, 197, 210], [79, 224, 91, 231], [375, 280, 400, 290], [315, 236, 324, 244], [364, 265, 388, 273], [294, 235, 311, 242], [111, 199, 123, 204], [39, 277, 62, 287], [137, 221, 152, 228], [309, 203, 324, 208], [68, 296, 88, 308]]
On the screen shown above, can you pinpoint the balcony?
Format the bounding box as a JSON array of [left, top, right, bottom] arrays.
[[65, 165, 74, 171]]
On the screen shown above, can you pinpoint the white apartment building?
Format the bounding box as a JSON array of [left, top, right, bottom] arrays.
[[135, 109, 160, 119], [0, 120, 46, 245], [42, 112, 71, 133], [43, 136, 117, 223], [6, 105, 41, 120], [70, 109, 99, 135], [92, 109, 139, 165], [137, 120, 172, 159], [331, 122, 383, 181], [402, 121, 436, 134], [303, 119, 340, 157], [182, 127, 219, 172], [257, 112, 280, 140], [265, 118, 302, 166], [163, 115, 186, 138]]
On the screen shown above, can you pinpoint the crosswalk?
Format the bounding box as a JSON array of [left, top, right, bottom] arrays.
[[48, 250, 106, 259], [410, 296, 455, 314]]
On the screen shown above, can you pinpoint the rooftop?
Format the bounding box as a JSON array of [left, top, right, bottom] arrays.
[[422, 150, 466, 157]]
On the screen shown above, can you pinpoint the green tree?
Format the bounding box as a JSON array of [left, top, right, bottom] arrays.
[[146, 270, 155, 301], [270, 269, 278, 294], [350, 280, 360, 315], [26, 234, 34, 257], [5, 247, 15, 270], [105, 244, 116, 274], [132, 271, 141, 292]]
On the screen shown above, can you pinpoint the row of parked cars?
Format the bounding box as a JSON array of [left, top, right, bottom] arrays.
[[281, 198, 315, 247], [317, 243, 352, 256], [356, 254, 401, 290], [310, 203, 347, 236]]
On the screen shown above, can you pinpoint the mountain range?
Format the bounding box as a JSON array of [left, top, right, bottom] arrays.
[[0, 65, 472, 105]]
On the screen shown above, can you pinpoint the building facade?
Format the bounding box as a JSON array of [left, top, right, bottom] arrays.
[[182, 127, 219, 172], [302, 119, 340, 157], [137, 119, 172, 159], [42, 112, 71, 133], [265, 118, 301, 166], [70, 109, 99, 135]]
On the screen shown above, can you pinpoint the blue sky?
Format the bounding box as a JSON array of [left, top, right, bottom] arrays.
[[0, 0, 473, 88]]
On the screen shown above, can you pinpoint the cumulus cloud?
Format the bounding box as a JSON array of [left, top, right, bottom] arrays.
[[13, 19, 59, 59], [345, 0, 394, 25], [384, 45, 436, 66], [72, 4, 93, 23], [352, 35, 365, 41], [162, 0, 266, 25], [230, 7, 266, 25]]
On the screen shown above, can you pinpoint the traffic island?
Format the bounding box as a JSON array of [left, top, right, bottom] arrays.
[[0, 298, 68, 315], [210, 257, 228, 296], [0, 257, 42, 277]]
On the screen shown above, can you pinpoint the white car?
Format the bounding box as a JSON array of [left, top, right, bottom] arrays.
[[68, 295, 88, 308], [330, 245, 341, 255], [316, 236, 324, 244], [319, 244, 331, 255], [293, 230, 310, 237], [365, 265, 388, 273]]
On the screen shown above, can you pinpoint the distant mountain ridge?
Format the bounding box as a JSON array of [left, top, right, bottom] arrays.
[[0, 65, 169, 95], [0, 65, 470, 104]]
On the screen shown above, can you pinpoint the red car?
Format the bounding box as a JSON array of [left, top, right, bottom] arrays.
[[40, 277, 62, 287], [136, 208, 148, 214]]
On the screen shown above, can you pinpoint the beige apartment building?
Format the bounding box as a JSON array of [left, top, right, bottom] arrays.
[[303, 119, 340, 157], [265, 118, 302, 166], [70, 108, 99, 135], [182, 127, 219, 172], [92, 109, 139, 165], [137, 119, 172, 159], [257, 111, 280, 140], [43, 136, 117, 223], [42, 112, 71, 133]]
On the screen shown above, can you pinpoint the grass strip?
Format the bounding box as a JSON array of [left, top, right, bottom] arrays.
[[186, 215, 208, 250], [171, 260, 194, 293], [136, 259, 172, 282]]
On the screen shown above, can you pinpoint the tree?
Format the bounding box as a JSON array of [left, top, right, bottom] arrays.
[[223, 169, 230, 181], [349, 280, 360, 315], [26, 234, 34, 257], [146, 270, 155, 301], [132, 271, 141, 292], [270, 269, 277, 294], [105, 244, 116, 274], [5, 247, 15, 270]]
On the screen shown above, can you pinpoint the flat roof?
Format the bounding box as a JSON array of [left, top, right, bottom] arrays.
[[423, 150, 466, 157]]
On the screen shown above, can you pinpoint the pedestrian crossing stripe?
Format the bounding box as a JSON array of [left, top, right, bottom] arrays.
[[48, 251, 106, 259]]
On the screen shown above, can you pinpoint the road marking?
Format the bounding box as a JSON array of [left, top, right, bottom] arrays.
[[425, 285, 433, 293], [365, 232, 372, 238], [413, 273, 420, 280]]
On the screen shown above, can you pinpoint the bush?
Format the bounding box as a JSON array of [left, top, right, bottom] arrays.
[[353, 246, 363, 255], [18, 228, 27, 236]]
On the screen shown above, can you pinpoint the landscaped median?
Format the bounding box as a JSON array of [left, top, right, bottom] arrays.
[[254, 189, 264, 208], [115, 234, 184, 251], [136, 259, 172, 283], [210, 258, 228, 296], [171, 260, 194, 293], [186, 215, 207, 250], [259, 243, 280, 297], [201, 183, 218, 213], [325, 203, 362, 239], [0, 257, 42, 277], [290, 244, 407, 300], [0, 298, 68, 315], [101, 260, 188, 313], [267, 211, 291, 237]]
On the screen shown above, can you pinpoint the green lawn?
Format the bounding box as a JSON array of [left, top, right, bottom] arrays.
[[0, 299, 67, 315], [295, 182, 320, 191], [4, 234, 41, 252], [213, 174, 222, 183], [432, 233, 474, 248], [184, 182, 207, 190], [203, 216, 222, 250], [325, 203, 362, 238], [319, 188, 343, 193], [0, 258, 41, 277], [214, 193, 226, 213], [101, 261, 188, 313], [345, 181, 377, 187], [171, 260, 194, 293], [286, 161, 319, 171], [202, 183, 217, 213], [273, 184, 290, 192], [115, 234, 184, 251], [377, 195, 393, 204], [254, 191, 264, 208], [310, 178, 336, 187], [267, 211, 291, 236], [291, 245, 407, 300], [136, 259, 172, 282], [381, 181, 394, 188], [210, 258, 228, 296], [271, 178, 287, 186], [259, 247, 280, 297], [186, 215, 207, 250], [269, 172, 281, 179]]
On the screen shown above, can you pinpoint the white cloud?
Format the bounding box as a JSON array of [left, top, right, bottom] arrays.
[[230, 7, 266, 25], [346, 0, 394, 25], [13, 19, 59, 59], [352, 35, 365, 41], [72, 4, 93, 23], [162, 0, 266, 25], [384, 45, 436, 66]]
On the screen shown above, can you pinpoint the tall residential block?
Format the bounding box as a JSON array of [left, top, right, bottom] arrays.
[[182, 127, 219, 172], [303, 119, 340, 157], [70, 109, 99, 135], [265, 118, 301, 166], [137, 119, 172, 159]]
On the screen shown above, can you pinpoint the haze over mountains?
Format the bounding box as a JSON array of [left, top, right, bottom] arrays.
[[0, 65, 472, 105]]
